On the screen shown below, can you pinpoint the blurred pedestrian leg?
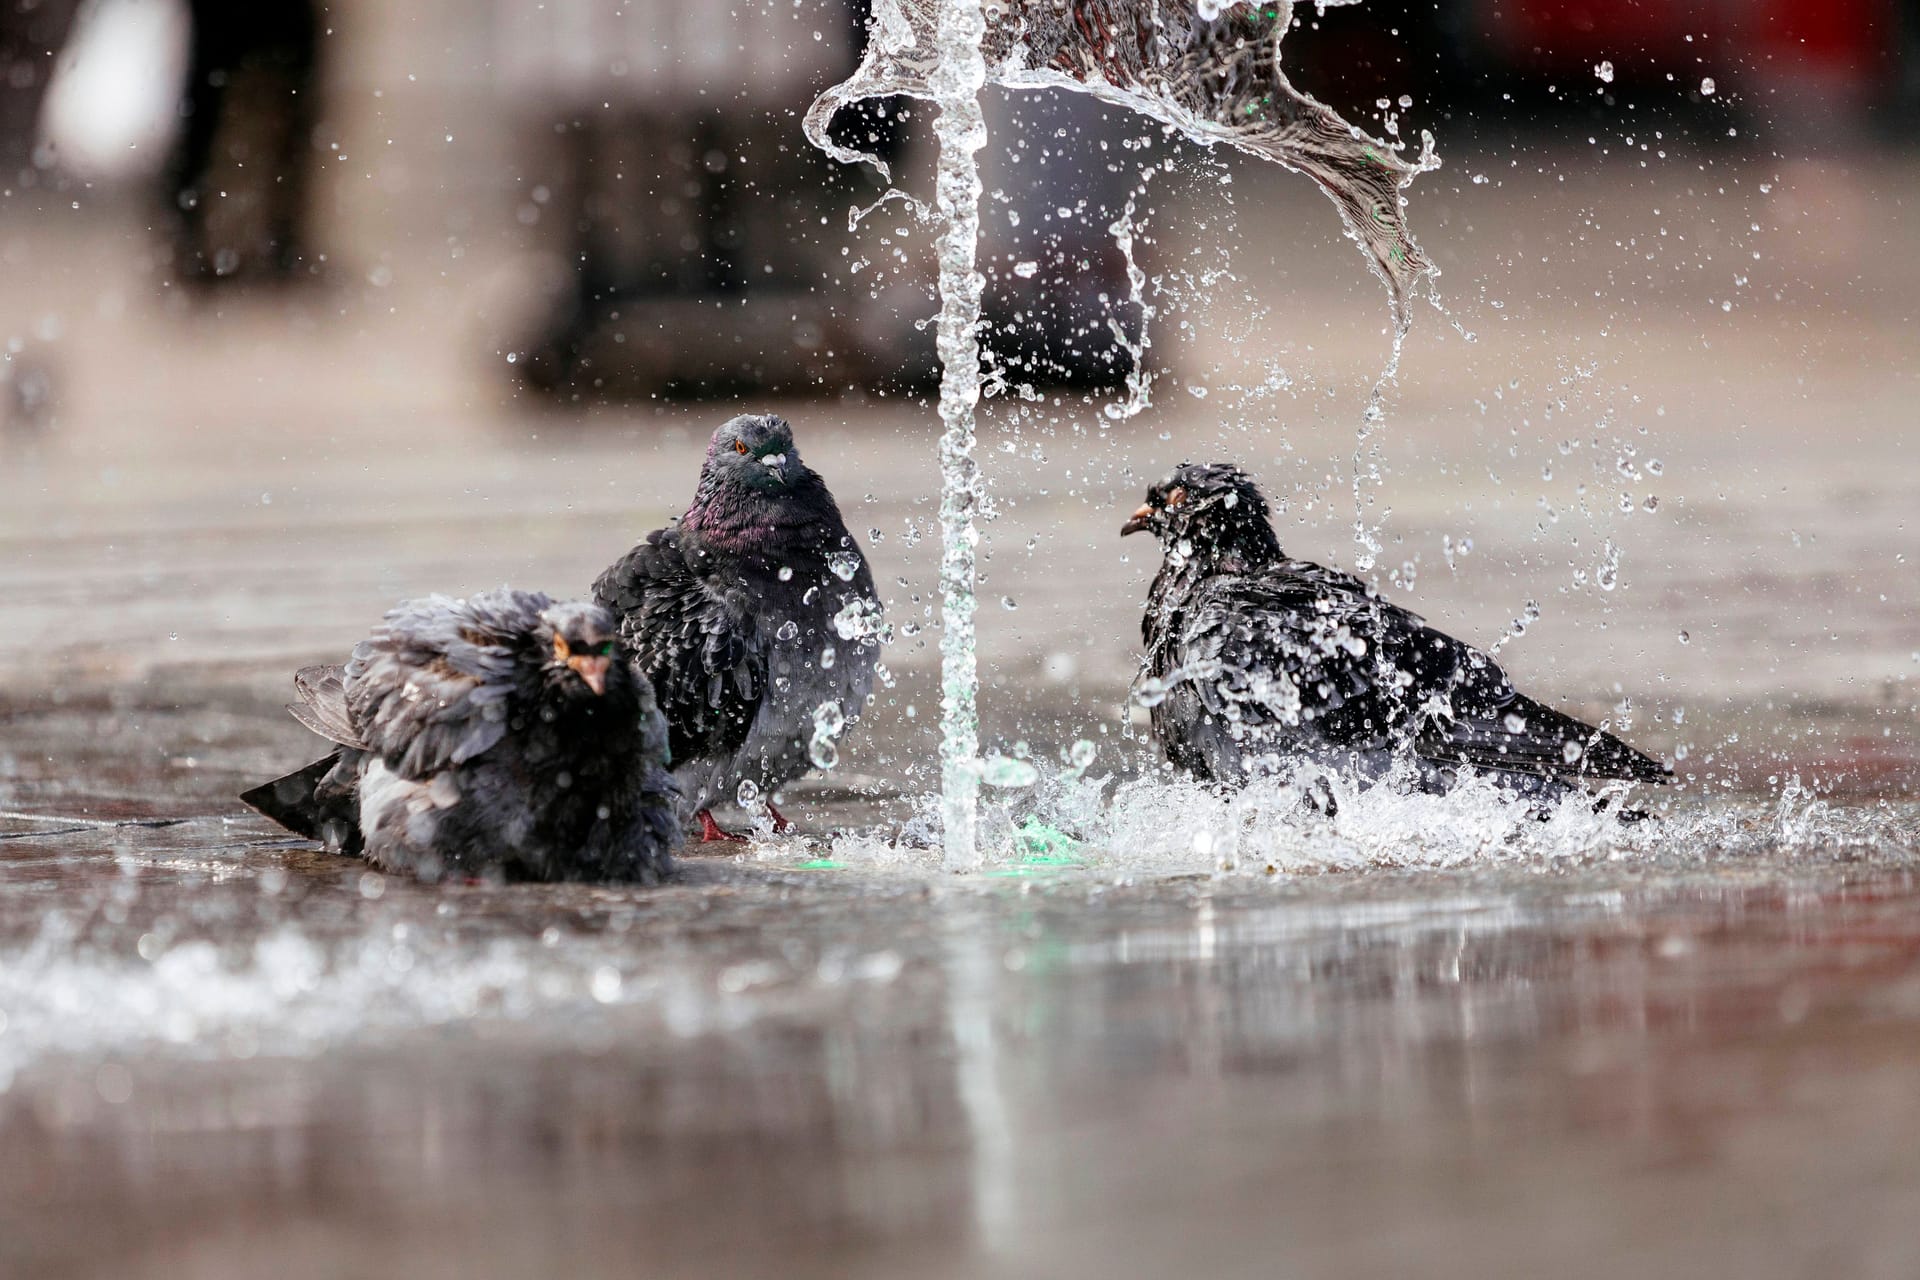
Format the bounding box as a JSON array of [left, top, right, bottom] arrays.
[[164, 0, 320, 286], [0, 0, 80, 188]]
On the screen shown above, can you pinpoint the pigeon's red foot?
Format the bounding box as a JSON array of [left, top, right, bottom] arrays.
[[766, 802, 794, 835], [697, 809, 749, 843]]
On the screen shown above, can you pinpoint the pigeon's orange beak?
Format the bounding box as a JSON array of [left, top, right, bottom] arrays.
[[1121, 502, 1154, 536], [567, 654, 610, 696]]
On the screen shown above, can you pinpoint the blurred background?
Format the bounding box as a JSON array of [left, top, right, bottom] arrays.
[[0, 0, 1916, 807], [4, 7, 1920, 1276]]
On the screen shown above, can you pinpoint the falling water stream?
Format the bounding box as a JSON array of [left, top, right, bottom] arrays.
[[807, 0, 1441, 861]]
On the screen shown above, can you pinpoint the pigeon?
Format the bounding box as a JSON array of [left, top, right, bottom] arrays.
[[593, 413, 883, 840], [242, 589, 680, 882], [1124, 462, 1672, 806]]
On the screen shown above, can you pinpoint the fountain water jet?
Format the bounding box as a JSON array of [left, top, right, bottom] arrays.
[[928, 0, 989, 870]]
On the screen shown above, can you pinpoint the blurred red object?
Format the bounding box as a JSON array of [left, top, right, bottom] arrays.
[[1466, 0, 1896, 93], [1479, 0, 1714, 66]]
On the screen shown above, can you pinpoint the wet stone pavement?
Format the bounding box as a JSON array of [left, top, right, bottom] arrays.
[[2, 150, 1919, 1275]]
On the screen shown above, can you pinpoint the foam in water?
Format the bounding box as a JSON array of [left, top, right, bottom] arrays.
[[803, 767, 1920, 880]]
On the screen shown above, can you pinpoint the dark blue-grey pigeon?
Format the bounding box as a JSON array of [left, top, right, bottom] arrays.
[[592, 413, 883, 840], [242, 588, 680, 882], [1125, 463, 1672, 806]]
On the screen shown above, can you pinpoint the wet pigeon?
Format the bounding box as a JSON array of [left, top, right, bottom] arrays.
[[242, 589, 680, 882], [1124, 463, 1672, 804], [593, 413, 882, 840]]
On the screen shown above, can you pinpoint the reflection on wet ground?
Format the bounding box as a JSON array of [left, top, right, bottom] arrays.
[[6, 804, 1920, 1277]]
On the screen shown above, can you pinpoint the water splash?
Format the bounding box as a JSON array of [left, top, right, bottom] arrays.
[[807, 767, 1920, 881], [805, 0, 1440, 330], [1104, 191, 1157, 422], [807, 0, 1443, 863]]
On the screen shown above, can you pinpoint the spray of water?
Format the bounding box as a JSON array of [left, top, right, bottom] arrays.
[[806, 0, 1443, 863]]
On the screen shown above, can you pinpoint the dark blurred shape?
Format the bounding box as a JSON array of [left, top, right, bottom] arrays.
[[1289, 0, 1907, 132], [164, 0, 321, 286], [1897, 0, 1920, 119], [503, 0, 933, 402], [2, 349, 56, 442], [0, 0, 80, 183], [978, 92, 1144, 391], [501, 0, 1147, 403]]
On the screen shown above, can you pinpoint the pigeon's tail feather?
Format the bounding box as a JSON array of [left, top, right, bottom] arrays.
[[1575, 724, 1673, 784], [240, 751, 364, 853], [1422, 694, 1672, 786]]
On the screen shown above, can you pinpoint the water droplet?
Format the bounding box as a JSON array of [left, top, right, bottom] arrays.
[[1678, 630, 1691, 645], [833, 597, 886, 642], [1132, 677, 1170, 709], [736, 778, 761, 807], [776, 620, 799, 642], [1596, 541, 1621, 592], [981, 755, 1039, 788], [809, 701, 846, 769], [1595, 60, 1615, 83], [590, 966, 622, 1003], [778, 566, 794, 581], [1700, 77, 1716, 96]]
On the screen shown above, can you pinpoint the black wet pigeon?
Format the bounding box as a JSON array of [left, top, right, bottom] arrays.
[[242, 589, 680, 882], [1124, 463, 1672, 805], [593, 413, 883, 840]]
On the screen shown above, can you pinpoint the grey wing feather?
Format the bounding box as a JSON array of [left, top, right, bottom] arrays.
[[344, 589, 545, 780], [286, 664, 367, 749]]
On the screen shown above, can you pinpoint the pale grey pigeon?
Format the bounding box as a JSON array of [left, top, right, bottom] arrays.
[[243, 589, 680, 882]]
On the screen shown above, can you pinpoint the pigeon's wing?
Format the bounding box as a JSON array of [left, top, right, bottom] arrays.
[[593, 526, 765, 765], [286, 664, 367, 750], [343, 590, 541, 781], [1168, 570, 1406, 754]]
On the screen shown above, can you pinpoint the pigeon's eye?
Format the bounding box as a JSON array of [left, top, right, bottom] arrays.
[[733, 441, 750, 455], [552, 635, 571, 661], [595, 641, 614, 656], [1165, 486, 1188, 509]]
